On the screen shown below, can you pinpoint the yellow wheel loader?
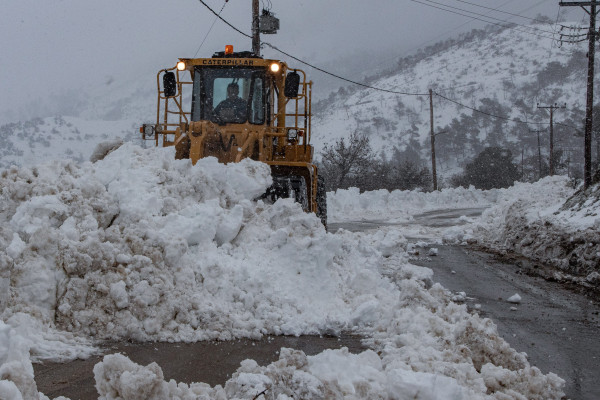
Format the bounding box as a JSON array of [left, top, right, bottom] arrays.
[[140, 46, 327, 226]]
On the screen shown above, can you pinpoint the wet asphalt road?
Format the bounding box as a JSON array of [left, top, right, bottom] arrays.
[[410, 208, 600, 399], [34, 335, 366, 400], [411, 245, 600, 400]]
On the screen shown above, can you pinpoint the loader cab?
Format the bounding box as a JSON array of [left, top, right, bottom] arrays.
[[142, 48, 312, 166], [191, 66, 267, 125]]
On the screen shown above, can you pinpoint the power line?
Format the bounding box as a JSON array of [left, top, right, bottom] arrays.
[[409, 0, 557, 41], [434, 91, 581, 132], [196, 0, 252, 39], [355, 0, 517, 74], [338, 0, 549, 94], [261, 0, 272, 12], [434, 91, 535, 123], [421, 0, 557, 36], [451, 0, 552, 24], [195, 0, 427, 96], [194, 0, 229, 57], [415, 0, 556, 39], [369, 0, 551, 77], [398, 0, 515, 54], [262, 43, 428, 96]]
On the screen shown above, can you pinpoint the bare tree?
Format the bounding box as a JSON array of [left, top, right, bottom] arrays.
[[320, 132, 374, 190]]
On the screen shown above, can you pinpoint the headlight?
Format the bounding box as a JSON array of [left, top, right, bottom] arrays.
[[287, 128, 298, 141], [143, 124, 156, 136], [177, 61, 186, 71], [270, 63, 280, 73]]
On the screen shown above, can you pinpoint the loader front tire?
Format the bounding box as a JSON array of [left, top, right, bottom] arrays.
[[316, 175, 327, 229]]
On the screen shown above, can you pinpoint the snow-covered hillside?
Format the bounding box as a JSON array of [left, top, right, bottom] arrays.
[[313, 22, 590, 181], [0, 116, 138, 170], [0, 67, 157, 169]]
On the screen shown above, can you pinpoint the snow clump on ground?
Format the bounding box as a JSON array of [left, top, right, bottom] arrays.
[[0, 144, 564, 399]]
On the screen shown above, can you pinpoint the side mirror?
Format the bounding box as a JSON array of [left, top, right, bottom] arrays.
[[163, 72, 177, 97], [284, 71, 300, 98]]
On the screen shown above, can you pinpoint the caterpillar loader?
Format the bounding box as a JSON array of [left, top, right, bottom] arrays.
[[140, 45, 327, 226]]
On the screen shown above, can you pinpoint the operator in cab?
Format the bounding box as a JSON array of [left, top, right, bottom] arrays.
[[214, 82, 247, 123]]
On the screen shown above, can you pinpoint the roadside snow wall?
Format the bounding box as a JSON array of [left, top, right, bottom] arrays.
[[471, 176, 600, 284], [328, 185, 498, 222], [0, 144, 564, 399], [329, 176, 599, 285]]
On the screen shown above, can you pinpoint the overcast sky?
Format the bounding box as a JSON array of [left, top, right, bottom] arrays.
[[0, 0, 586, 123]]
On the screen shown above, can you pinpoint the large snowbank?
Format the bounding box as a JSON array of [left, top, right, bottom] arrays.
[[0, 144, 564, 399], [330, 176, 599, 284], [470, 176, 600, 283], [329, 186, 498, 223]]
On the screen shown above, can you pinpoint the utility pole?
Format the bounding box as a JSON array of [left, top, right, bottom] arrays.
[[559, 1, 597, 188], [530, 129, 544, 179], [429, 89, 437, 191], [521, 148, 525, 178], [252, 0, 260, 56], [537, 103, 566, 176], [597, 118, 600, 169]]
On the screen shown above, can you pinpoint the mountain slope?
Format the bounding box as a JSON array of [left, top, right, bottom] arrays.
[[0, 116, 138, 169], [312, 22, 591, 181]]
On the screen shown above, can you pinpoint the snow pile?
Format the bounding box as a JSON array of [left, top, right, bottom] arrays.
[[328, 186, 497, 222], [0, 321, 38, 400], [471, 176, 600, 282], [507, 294, 522, 304], [330, 176, 599, 283], [1, 142, 276, 342], [91, 347, 479, 399], [558, 171, 600, 225], [0, 144, 565, 399]]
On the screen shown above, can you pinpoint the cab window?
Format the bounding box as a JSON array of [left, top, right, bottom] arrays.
[[192, 67, 265, 125]]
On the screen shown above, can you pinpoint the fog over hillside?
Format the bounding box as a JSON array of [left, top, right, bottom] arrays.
[[1, 7, 597, 183], [313, 21, 596, 183], [1, 1, 560, 123]]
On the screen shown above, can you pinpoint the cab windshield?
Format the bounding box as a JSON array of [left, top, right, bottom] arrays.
[[191, 67, 266, 124]]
